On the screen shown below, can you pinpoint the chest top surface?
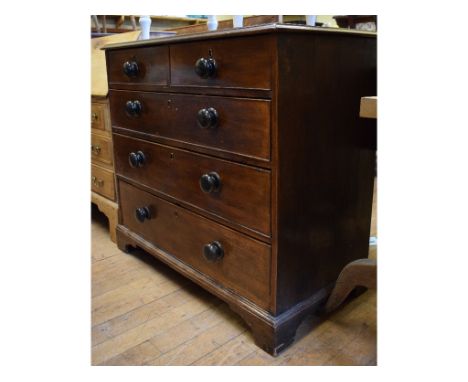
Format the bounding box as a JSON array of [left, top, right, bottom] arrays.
[[102, 23, 376, 51]]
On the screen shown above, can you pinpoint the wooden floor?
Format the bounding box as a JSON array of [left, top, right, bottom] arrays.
[[91, 186, 377, 366]]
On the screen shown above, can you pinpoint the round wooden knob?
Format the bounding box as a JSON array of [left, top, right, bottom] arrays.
[[135, 206, 151, 222], [123, 60, 139, 78], [126, 100, 142, 117], [203, 241, 224, 262], [199, 172, 221, 193], [128, 151, 146, 168], [195, 57, 217, 78], [197, 107, 218, 129]]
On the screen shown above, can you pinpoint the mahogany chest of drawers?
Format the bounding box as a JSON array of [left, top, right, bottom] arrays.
[[104, 24, 376, 355]]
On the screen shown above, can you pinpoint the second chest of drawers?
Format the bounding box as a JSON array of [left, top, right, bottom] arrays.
[[91, 97, 118, 242]]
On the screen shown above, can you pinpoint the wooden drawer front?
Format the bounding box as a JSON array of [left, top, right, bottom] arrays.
[[114, 134, 271, 236], [91, 103, 106, 131], [91, 133, 113, 166], [91, 164, 115, 200], [107, 46, 169, 87], [109, 90, 271, 160], [170, 36, 274, 90], [119, 180, 271, 309]]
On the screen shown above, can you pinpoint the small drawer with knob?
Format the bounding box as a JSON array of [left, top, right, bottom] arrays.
[[119, 180, 272, 310], [91, 133, 113, 166], [106, 46, 169, 88], [170, 35, 274, 90], [109, 90, 271, 161], [113, 133, 271, 237], [91, 102, 107, 132], [91, 164, 116, 200]]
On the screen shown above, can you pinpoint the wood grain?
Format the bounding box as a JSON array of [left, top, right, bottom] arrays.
[[170, 35, 275, 90], [91, 133, 113, 167], [109, 90, 271, 161], [91, 31, 141, 97], [91, 102, 106, 132], [103, 26, 377, 355], [91, 164, 115, 200], [91, 183, 377, 365], [118, 180, 272, 310], [91, 97, 118, 241], [113, 134, 271, 236], [106, 45, 169, 88], [273, 32, 377, 314], [91, 98, 112, 137], [103, 23, 376, 51]]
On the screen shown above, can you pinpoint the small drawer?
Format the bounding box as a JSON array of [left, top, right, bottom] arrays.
[[107, 46, 169, 87], [119, 180, 271, 309], [91, 164, 115, 200], [109, 90, 271, 161], [91, 133, 113, 166], [170, 35, 274, 90], [113, 134, 271, 236], [91, 103, 106, 132]]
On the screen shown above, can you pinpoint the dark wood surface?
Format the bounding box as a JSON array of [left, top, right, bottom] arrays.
[[115, 223, 331, 356], [104, 25, 377, 356], [103, 23, 376, 51], [170, 35, 274, 90], [119, 180, 272, 310], [113, 133, 271, 237], [91, 192, 377, 365], [274, 33, 376, 314], [110, 126, 272, 170], [105, 84, 271, 99], [109, 90, 271, 161], [107, 46, 169, 87]]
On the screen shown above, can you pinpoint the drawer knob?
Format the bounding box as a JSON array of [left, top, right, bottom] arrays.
[[197, 107, 218, 129], [128, 151, 146, 168], [135, 206, 151, 222], [203, 241, 224, 262], [91, 145, 101, 155], [91, 176, 104, 187], [91, 112, 98, 121], [195, 57, 217, 79], [200, 172, 221, 193], [123, 60, 139, 78], [125, 100, 142, 117]]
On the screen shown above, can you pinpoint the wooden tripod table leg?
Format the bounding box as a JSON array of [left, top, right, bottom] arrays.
[[325, 258, 376, 313]]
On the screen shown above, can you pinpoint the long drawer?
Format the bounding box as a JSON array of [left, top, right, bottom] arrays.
[[91, 164, 115, 200], [113, 134, 271, 236], [109, 90, 271, 161], [119, 180, 271, 309]]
